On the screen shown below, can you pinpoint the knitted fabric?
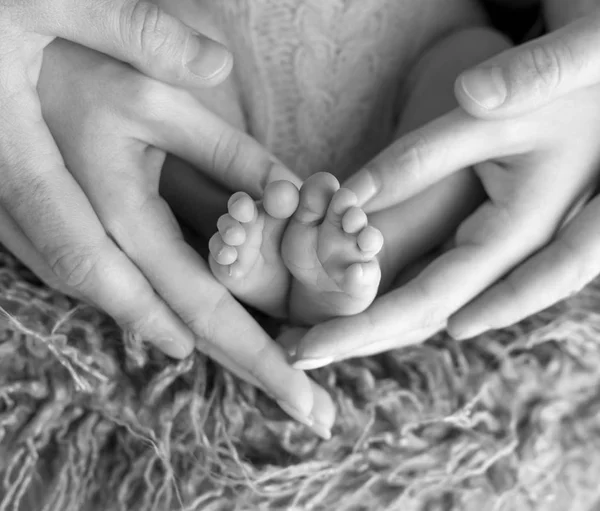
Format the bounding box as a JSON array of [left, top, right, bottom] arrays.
[[209, 0, 485, 179], [3, 1, 600, 510], [3, 249, 600, 511]]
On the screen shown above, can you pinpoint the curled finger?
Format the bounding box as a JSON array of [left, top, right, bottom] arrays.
[[449, 194, 600, 338]]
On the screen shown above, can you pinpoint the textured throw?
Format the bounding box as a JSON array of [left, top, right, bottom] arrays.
[[1, 247, 600, 511], [2, 1, 599, 510]]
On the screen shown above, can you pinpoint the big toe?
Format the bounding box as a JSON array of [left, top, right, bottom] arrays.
[[294, 172, 340, 225], [263, 180, 300, 220]]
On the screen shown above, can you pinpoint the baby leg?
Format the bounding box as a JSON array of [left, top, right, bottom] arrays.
[[370, 27, 513, 290]]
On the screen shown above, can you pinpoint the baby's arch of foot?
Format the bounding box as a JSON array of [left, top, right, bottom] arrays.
[[208, 180, 300, 318], [282, 172, 384, 325]]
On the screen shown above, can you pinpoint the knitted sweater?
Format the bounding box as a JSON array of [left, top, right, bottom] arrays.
[[202, 0, 487, 179]]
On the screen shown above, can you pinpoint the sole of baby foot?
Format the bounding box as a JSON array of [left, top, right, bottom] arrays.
[[208, 181, 299, 318], [282, 172, 384, 325]]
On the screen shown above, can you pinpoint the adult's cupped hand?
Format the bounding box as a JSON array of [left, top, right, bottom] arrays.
[[0, 0, 333, 434], [0, 0, 231, 352], [291, 9, 600, 368]]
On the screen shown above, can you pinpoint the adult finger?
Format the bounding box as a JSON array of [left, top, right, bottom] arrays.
[[455, 12, 600, 118], [0, 89, 195, 359], [134, 82, 301, 198], [19, 0, 233, 87], [448, 194, 600, 339], [342, 109, 517, 213], [293, 170, 566, 365], [0, 205, 82, 298], [67, 144, 321, 426]]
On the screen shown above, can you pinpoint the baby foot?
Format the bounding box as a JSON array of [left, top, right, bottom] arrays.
[[208, 181, 300, 318], [282, 173, 384, 325]]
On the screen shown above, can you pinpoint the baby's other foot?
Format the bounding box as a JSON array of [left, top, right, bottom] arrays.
[[282, 173, 383, 325], [209, 181, 299, 318]]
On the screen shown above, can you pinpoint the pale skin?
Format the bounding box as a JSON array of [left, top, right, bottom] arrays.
[[205, 1, 600, 372], [0, 0, 335, 437], [288, 5, 600, 367], [9, 0, 599, 439], [207, 27, 512, 331], [35, 40, 335, 439]]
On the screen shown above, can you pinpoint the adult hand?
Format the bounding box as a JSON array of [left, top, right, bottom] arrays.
[[291, 76, 600, 367], [10, 39, 334, 435], [454, 5, 600, 118], [0, 0, 232, 348], [445, 3, 600, 336]]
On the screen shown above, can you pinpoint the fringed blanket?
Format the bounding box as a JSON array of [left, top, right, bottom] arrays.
[[1, 246, 599, 511]]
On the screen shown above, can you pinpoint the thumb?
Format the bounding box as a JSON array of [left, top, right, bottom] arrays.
[[454, 11, 600, 118], [31, 0, 232, 88]]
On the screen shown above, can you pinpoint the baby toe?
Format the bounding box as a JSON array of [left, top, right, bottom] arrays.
[[294, 172, 339, 225], [217, 214, 246, 246], [228, 192, 256, 223], [341, 206, 368, 234], [209, 233, 238, 265], [326, 188, 358, 226], [263, 180, 300, 219], [357, 225, 384, 256]]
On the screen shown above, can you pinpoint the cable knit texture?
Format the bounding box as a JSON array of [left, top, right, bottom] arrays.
[[5, 2, 600, 511], [209, 0, 485, 179]]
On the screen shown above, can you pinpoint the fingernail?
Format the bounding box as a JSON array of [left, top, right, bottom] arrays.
[[276, 400, 314, 428], [152, 338, 191, 359], [343, 171, 378, 207], [292, 356, 335, 371], [311, 421, 332, 440], [458, 67, 507, 110], [267, 161, 298, 183], [448, 323, 490, 340], [186, 37, 232, 79]]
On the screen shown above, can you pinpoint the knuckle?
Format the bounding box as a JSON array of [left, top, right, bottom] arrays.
[[516, 43, 566, 98], [121, 1, 174, 62], [211, 129, 244, 183], [103, 214, 134, 254], [47, 242, 102, 291], [399, 131, 432, 180], [121, 76, 165, 122], [183, 287, 228, 340]]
